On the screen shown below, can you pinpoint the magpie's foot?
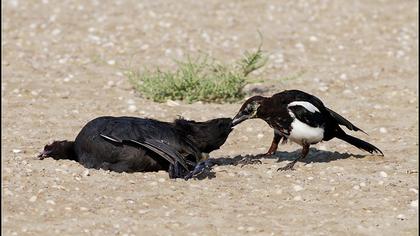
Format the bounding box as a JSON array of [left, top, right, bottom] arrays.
[[277, 162, 297, 171], [184, 160, 214, 180], [239, 156, 262, 167]]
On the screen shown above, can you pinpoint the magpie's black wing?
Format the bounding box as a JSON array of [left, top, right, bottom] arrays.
[[100, 134, 190, 171], [326, 108, 367, 134], [287, 105, 325, 128]]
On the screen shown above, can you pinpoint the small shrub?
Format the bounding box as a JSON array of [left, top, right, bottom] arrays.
[[127, 45, 267, 103]]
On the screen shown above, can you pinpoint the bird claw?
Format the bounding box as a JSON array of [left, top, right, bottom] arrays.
[[277, 162, 296, 171], [184, 160, 213, 180], [239, 157, 262, 167]]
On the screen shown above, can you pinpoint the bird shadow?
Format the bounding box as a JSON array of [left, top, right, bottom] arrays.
[[194, 148, 370, 180], [214, 148, 369, 166]]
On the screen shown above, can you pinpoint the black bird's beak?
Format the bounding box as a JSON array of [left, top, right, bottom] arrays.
[[232, 113, 250, 126], [37, 150, 51, 159]]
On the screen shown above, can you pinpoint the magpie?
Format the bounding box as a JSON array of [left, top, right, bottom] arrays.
[[231, 89, 383, 170], [38, 116, 233, 179]]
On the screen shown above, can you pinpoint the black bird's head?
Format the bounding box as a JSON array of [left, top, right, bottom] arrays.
[[38, 140, 74, 160], [174, 117, 233, 154], [232, 95, 266, 126]]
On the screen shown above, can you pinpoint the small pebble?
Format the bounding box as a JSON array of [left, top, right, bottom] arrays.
[[166, 100, 180, 107], [379, 171, 388, 178], [397, 214, 406, 220], [293, 185, 304, 192], [128, 105, 137, 112], [293, 196, 302, 201], [246, 226, 256, 232], [410, 200, 418, 208], [379, 127, 387, 134], [46, 199, 56, 205], [309, 36, 318, 42], [353, 185, 361, 190], [29, 196, 37, 202], [82, 170, 90, 177], [12, 149, 22, 153], [409, 188, 418, 194], [158, 178, 165, 183]]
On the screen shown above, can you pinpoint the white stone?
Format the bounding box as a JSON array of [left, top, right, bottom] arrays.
[[29, 196, 37, 202], [293, 185, 304, 192], [410, 200, 418, 208], [409, 188, 418, 194], [166, 100, 180, 107], [12, 149, 22, 153], [46, 200, 56, 205], [379, 171, 388, 178], [128, 105, 137, 112], [379, 127, 387, 134], [82, 170, 90, 177], [309, 36, 318, 42], [293, 195, 302, 201]]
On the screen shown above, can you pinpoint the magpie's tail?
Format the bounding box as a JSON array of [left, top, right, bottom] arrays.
[[335, 133, 383, 156], [38, 140, 78, 161]]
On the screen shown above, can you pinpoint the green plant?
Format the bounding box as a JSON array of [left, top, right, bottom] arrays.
[[127, 44, 268, 103]]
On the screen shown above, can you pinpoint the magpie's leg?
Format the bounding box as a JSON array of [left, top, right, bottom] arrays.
[[265, 131, 282, 156], [278, 144, 310, 171], [184, 159, 214, 180]]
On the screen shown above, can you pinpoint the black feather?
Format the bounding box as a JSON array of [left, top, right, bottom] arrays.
[[39, 116, 233, 178], [287, 105, 325, 128], [326, 108, 367, 134]]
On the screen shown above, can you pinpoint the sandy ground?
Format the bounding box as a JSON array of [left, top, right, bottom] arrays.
[[2, 0, 419, 235]]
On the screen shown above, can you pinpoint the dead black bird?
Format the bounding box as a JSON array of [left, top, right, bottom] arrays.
[[232, 89, 383, 170], [38, 116, 233, 179]]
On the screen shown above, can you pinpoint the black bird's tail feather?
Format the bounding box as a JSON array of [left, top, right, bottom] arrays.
[[38, 140, 78, 161], [336, 133, 383, 156]]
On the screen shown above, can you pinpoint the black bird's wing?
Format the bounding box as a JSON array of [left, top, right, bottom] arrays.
[[287, 104, 324, 128], [100, 134, 190, 171], [326, 108, 367, 134]]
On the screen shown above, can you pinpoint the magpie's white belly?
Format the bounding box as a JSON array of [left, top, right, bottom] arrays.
[[288, 118, 324, 145]]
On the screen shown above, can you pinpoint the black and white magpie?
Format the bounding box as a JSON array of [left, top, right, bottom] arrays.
[[38, 116, 233, 179], [231, 89, 383, 170]]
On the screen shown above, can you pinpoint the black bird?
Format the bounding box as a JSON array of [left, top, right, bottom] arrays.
[[38, 116, 233, 179], [231, 89, 383, 170]]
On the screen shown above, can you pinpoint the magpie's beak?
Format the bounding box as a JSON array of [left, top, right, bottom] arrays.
[[232, 112, 250, 126]]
